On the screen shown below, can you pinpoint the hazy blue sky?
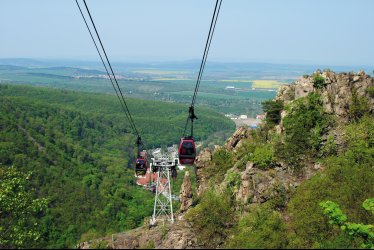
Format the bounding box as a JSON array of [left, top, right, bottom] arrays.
[[1, 0, 374, 66]]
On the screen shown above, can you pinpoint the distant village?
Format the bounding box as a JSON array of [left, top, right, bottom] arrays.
[[225, 85, 276, 92], [225, 113, 265, 129]]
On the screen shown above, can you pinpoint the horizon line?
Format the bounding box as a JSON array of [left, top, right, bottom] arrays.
[[0, 57, 373, 69]]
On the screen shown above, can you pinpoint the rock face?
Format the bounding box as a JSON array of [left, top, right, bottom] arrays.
[[225, 127, 252, 151], [233, 70, 374, 207], [195, 127, 252, 197], [235, 162, 299, 206], [294, 77, 314, 99], [276, 84, 295, 104], [78, 220, 200, 249], [195, 148, 212, 196], [276, 70, 374, 122], [179, 171, 193, 213]]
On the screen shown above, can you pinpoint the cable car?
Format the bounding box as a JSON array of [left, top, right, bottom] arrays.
[[135, 157, 147, 177], [178, 137, 196, 165], [135, 150, 148, 177]]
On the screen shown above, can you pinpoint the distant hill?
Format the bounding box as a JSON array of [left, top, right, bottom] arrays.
[[0, 65, 27, 70], [0, 58, 46, 67]]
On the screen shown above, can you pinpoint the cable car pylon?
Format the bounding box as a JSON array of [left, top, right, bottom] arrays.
[[150, 156, 178, 226]]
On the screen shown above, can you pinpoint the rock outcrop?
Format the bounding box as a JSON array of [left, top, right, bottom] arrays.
[[179, 171, 193, 213], [195, 148, 212, 196], [78, 219, 200, 249], [276, 70, 374, 122], [235, 162, 299, 207], [197, 71, 374, 209], [225, 127, 252, 151]]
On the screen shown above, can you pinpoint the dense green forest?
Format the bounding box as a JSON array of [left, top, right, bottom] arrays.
[[0, 84, 234, 248], [0, 84, 235, 147]]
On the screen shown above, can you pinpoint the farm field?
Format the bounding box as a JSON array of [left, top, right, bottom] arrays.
[[4, 59, 360, 118], [251, 79, 285, 89]]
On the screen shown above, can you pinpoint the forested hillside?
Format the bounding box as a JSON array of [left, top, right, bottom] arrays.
[[0, 84, 235, 248], [0, 84, 235, 148]]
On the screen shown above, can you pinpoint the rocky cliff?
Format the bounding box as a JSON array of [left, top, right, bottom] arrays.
[[276, 70, 374, 120], [195, 70, 373, 210]]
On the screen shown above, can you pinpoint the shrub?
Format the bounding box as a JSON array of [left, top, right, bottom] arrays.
[[286, 116, 374, 248], [0, 167, 48, 249], [313, 74, 325, 89], [91, 240, 109, 249], [225, 170, 241, 195], [185, 190, 234, 248], [204, 148, 234, 185], [319, 135, 337, 158], [269, 182, 289, 210], [349, 89, 370, 121], [343, 115, 374, 164], [262, 100, 284, 127], [275, 93, 331, 171], [367, 86, 374, 98], [140, 240, 155, 249], [344, 115, 374, 150], [251, 144, 276, 169], [224, 203, 287, 249], [320, 199, 374, 249]]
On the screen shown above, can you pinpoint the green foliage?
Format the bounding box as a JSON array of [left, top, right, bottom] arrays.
[[203, 148, 234, 185], [286, 115, 374, 248], [319, 135, 337, 158], [275, 92, 331, 171], [344, 115, 374, 164], [225, 170, 241, 195], [91, 240, 109, 249], [320, 201, 348, 225], [363, 199, 374, 215], [262, 100, 284, 127], [313, 74, 325, 89], [344, 115, 374, 147], [233, 129, 269, 171], [0, 84, 234, 248], [225, 203, 287, 249], [320, 200, 374, 249], [268, 181, 290, 210], [141, 240, 155, 249], [0, 167, 48, 249], [349, 88, 370, 121], [251, 144, 276, 169], [0, 84, 235, 148], [185, 190, 234, 248], [367, 86, 374, 98], [0, 91, 150, 247]]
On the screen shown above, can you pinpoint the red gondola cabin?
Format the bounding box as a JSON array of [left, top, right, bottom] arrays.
[[135, 157, 147, 176], [178, 137, 196, 165]]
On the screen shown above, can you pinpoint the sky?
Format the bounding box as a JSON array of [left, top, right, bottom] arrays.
[[1, 0, 374, 66]]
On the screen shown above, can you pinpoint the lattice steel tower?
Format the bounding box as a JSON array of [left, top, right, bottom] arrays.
[[150, 157, 177, 226]]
